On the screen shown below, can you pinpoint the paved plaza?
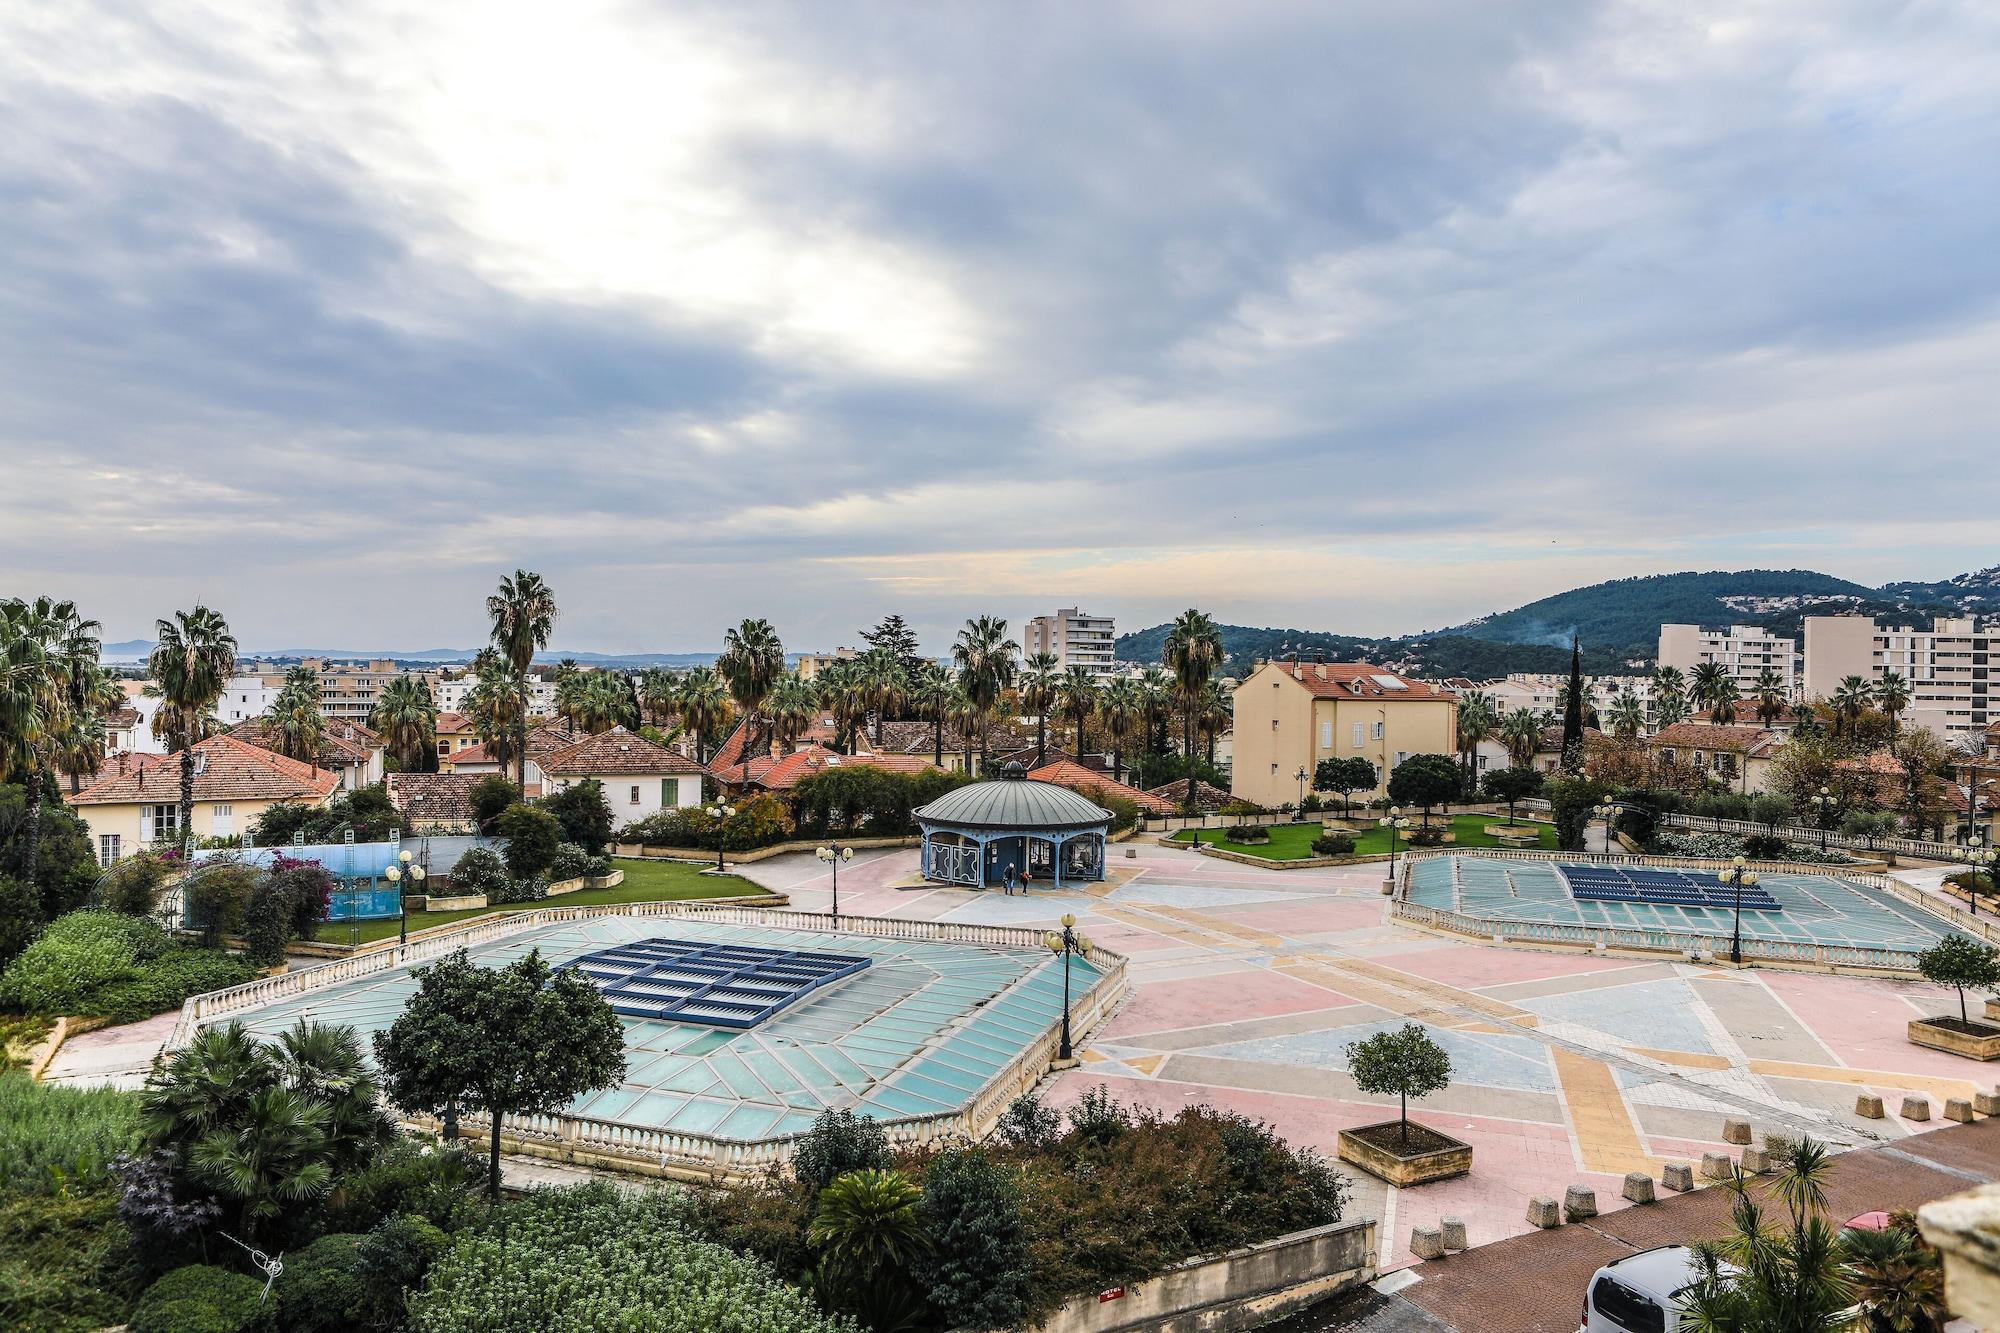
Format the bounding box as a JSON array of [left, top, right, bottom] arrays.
[[742, 838, 1998, 1270]]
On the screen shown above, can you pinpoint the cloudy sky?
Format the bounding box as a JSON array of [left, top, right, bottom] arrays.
[[3, 1, 1997, 654]]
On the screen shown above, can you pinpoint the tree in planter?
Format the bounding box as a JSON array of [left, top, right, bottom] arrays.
[[1481, 765, 1544, 825], [373, 948, 626, 1198], [1344, 1023, 1451, 1149], [1315, 756, 1379, 818], [494, 802, 561, 879], [1386, 754, 1460, 827], [1916, 934, 2000, 1027]]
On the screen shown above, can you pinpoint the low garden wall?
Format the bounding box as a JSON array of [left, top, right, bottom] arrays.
[[1016, 1219, 1377, 1333], [614, 834, 920, 863], [1187, 843, 1397, 871]]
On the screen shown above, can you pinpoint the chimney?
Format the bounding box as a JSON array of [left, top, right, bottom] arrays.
[[1314, 662, 1327, 680]]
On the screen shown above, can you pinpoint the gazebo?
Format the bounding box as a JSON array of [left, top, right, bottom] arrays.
[[914, 762, 1113, 889]]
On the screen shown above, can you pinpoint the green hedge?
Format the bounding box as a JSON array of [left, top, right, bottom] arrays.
[[131, 1263, 270, 1333], [0, 912, 257, 1024], [0, 1072, 139, 1195]]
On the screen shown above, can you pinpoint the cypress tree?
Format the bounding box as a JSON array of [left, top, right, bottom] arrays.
[[1561, 636, 1586, 773]]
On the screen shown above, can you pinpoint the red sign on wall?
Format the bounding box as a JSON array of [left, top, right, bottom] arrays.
[[1098, 1287, 1126, 1303]]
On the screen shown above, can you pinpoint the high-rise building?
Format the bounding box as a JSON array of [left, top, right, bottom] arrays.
[[1804, 614, 1995, 742], [1656, 624, 1798, 695], [1023, 607, 1117, 677]]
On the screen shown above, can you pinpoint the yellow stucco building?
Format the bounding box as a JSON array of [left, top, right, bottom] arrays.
[[1229, 659, 1459, 809], [68, 734, 340, 865]]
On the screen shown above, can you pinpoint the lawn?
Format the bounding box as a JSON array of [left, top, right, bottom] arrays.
[[1169, 813, 1557, 860], [324, 857, 766, 945]]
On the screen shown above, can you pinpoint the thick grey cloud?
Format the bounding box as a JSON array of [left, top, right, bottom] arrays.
[[2, 0, 1997, 654]]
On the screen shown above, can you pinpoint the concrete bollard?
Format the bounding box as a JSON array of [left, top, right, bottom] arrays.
[[1623, 1172, 1656, 1204], [1902, 1096, 1932, 1122], [1722, 1117, 1752, 1145], [1527, 1196, 1562, 1229], [1855, 1094, 1886, 1119], [1739, 1147, 1772, 1174], [1945, 1098, 1975, 1124], [1701, 1152, 1735, 1182], [1564, 1185, 1599, 1221], [1763, 1130, 1799, 1159], [1411, 1226, 1445, 1260], [1662, 1162, 1695, 1192], [1440, 1216, 1468, 1251], [1975, 1091, 2000, 1117]]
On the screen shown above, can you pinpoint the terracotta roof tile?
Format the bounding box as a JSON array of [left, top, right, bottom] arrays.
[[1028, 760, 1175, 813], [1647, 722, 1782, 756], [1258, 660, 1459, 702], [387, 772, 479, 830], [70, 735, 339, 806], [540, 727, 707, 777]]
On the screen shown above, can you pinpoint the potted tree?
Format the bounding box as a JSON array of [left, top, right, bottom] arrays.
[[1387, 755, 1462, 836], [1315, 756, 1379, 829], [1481, 766, 1546, 845], [1910, 935, 2000, 1060], [1336, 1024, 1470, 1185]]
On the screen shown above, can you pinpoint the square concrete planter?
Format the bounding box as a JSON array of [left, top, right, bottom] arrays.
[[1985, 997, 2000, 1023], [1337, 1121, 1472, 1186], [1910, 1016, 2000, 1061]]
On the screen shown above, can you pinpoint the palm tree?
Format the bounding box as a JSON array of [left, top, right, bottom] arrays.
[[673, 667, 732, 764], [1688, 661, 1730, 719], [485, 570, 558, 791], [1197, 677, 1231, 766], [1499, 708, 1549, 768], [1097, 677, 1144, 783], [817, 659, 868, 752], [718, 619, 785, 763], [370, 675, 437, 771], [465, 655, 525, 781], [766, 674, 820, 752], [1456, 691, 1498, 782], [636, 668, 677, 727], [808, 1167, 927, 1283], [148, 606, 237, 853], [1019, 652, 1060, 766], [1831, 675, 1876, 738], [1, 598, 106, 876], [1876, 672, 1911, 737], [1751, 669, 1789, 727], [573, 673, 634, 734], [1653, 665, 1690, 729], [1606, 693, 1646, 740], [270, 1020, 390, 1176], [1163, 609, 1224, 808], [947, 686, 983, 773], [1843, 1208, 1947, 1333], [1056, 665, 1099, 758], [190, 1085, 335, 1241], [260, 666, 326, 766], [857, 647, 907, 748], [1138, 666, 1173, 755], [1679, 1138, 1855, 1333], [952, 616, 1018, 769], [553, 670, 590, 729], [140, 1022, 278, 1151], [52, 708, 107, 794], [909, 664, 956, 767], [1707, 677, 1742, 725]]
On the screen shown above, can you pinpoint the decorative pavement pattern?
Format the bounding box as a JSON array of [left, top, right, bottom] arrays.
[[742, 837, 1998, 1271]]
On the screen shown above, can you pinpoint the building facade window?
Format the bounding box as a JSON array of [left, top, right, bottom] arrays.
[[629, 784, 641, 805], [143, 803, 178, 841], [1371, 721, 1385, 741], [98, 834, 121, 866], [211, 804, 234, 835]]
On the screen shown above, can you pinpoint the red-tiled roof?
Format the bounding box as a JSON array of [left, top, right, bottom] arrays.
[[540, 727, 706, 777], [721, 744, 939, 792], [1028, 760, 1175, 813], [1647, 722, 1782, 756], [71, 735, 339, 806], [435, 711, 472, 733], [1145, 779, 1230, 811], [66, 750, 167, 791], [1259, 660, 1458, 702], [229, 718, 372, 769], [387, 772, 480, 830]]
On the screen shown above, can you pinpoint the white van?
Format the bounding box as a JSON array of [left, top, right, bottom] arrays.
[[1579, 1245, 1709, 1333]]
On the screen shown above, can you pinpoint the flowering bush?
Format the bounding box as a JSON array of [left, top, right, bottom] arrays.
[[1651, 830, 1859, 866], [444, 847, 508, 898], [547, 843, 593, 882]]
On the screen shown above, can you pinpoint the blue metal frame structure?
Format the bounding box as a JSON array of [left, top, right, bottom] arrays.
[[917, 827, 1106, 889], [560, 937, 872, 1027], [1561, 865, 1784, 912]]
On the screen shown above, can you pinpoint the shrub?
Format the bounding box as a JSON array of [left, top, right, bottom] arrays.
[[1223, 824, 1270, 844], [1078, 787, 1140, 834], [1065, 1083, 1131, 1147], [84, 948, 258, 1024], [1300, 793, 1323, 814], [991, 1092, 1061, 1150], [0, 1070, 140, 1194], [585, 856, 612, 879], [495, 804, 561, 879], [0, 783, 100, 922], [113, 1148, 223, 1249], [1692, 791, 1754, 821], [407, 1183, 844, 1333], [0, 909, 168, 1014], [354, 1213, 449, 1330], [321, 1137, 484, 1235], [102, 851, 172, 918], [1405, 827, 1445, 848], [1218, 799, 1265, 816], [541, 780, 614, 855], [467, 776, 519, 829], [484, 877, 547, 905], [443, 847, 507, 898], [0, 1188, 143, 1331], [1741, 834, 1788, 860], [792, 1108, 888, 1195], [181, 859, 261, 948], [1311, 833, 1357, 857], [0, 873, 41, 968], [130, 1263, 270, 1333], [274, 1233, 368, 1333], [914, 1148, 1030, 1331], [547, 842, 593, 882]]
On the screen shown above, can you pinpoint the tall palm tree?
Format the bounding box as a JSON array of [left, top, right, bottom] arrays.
[[1499, 708, 1549, 768], [909, 664, 956, 767], [485, 570, 558, 791], [371, 675, 438, 771], [1606, 693, 1646, 740], [766, 674, 820, 752], [1831, 674, 1876, 738], [1456, 690, 1498, 781], [1197, 677, 1232, 766], [818, 660, 869, 752], [1876, 672, 1911, 737], [674, 667, 732, 765], [947, 686, 983, 773], [1653, 665, 1690, 728], [465, 655, 525, 781], [718, 618, 785, 763], [636, 668, 677, 727], [1706, 677, 1742, 725], [1056, 665, 1099, 758], [1163, 609, 1224, 808], [952, 616, 1019, 768], [53, 709, 107, 794], [259, 665, 325, 766], [1688, 661, 1729, 717], [148, 606, 237, 853], [553, 670, 591, 729], [857, 647, 907, 748], [1, 598, 105, 875], [1138, 666, 1173, 755], [1019, 652, 1060, 766], [1097, 677, 1143, 783]]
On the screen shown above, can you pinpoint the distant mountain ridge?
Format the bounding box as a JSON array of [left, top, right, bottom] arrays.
[[100, 641, 720, 668], [1116, 564, 1999, 678]]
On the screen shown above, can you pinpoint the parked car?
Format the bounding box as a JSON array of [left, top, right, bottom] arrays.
[[1579, 1245, 1712, 1333]]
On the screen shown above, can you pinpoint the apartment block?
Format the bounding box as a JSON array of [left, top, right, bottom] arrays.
[[1479, 673, 1657, 727], [1656, 624, 1798, 694], [1804, 614, 1996, 742], [1024, 607, 1117, 677], [795, 648, 858, 680], [1229, 659, 1458, 808], [433, 669, 557, 716]]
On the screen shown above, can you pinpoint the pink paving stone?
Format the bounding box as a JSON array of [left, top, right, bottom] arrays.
[[1099, 969, 1362, 1039], [1759, 971, 1991, 1082], [1382, 943, 1655, 989], [1225, 899, 1391, 932]]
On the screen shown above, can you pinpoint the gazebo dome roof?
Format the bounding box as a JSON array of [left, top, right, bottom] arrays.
[[915, 765, 1113, 832]]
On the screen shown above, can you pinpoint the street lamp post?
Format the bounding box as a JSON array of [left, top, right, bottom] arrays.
[[1718, 855, 1760, 965], [815, 842, 855, 918], [383, 849, 425, 947], [1956, 846, 1996, 917], [707, 803, 735, 873], [1378, 805, 1411, 896], [1044, 913, 1090, 1063], [1593, 801, 1619, 852], [1294, 766, 1309, 812], [1810, 785, 1837, 853]]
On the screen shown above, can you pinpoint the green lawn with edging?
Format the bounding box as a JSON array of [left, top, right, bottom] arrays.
[[1168, 813, 1557, 860], [324, 857, 763, 945]]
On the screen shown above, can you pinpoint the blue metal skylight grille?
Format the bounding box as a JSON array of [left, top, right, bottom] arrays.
[[560, 937, 872, 1027], [1560, 865, 1783, 912]]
